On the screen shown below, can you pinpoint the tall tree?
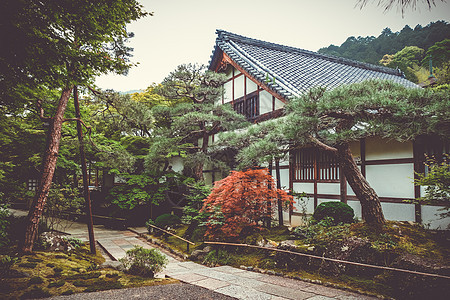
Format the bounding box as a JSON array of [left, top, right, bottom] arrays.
[[148, 64, 248, 181], [0, 0, 148, 253], [380, 46, 426, 82], [283, 80, 449, 225]]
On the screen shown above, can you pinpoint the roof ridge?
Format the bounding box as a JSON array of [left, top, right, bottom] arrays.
[[215, 29, 404, 77]]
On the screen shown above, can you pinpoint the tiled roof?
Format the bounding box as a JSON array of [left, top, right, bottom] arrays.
[[209, 30, 418, 99]]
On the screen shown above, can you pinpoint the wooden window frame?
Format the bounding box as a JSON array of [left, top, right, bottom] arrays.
[[292, 148, 340, 183], [233, 91, 260, 121]]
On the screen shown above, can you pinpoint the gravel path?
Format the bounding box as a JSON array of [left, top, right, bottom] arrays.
[[49, 282, 237, 300]]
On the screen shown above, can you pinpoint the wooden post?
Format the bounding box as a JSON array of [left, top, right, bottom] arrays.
[[74, 86, 96, 254], [275, 158, 283, 226]]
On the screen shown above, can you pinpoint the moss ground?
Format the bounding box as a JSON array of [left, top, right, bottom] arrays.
[[0, 245, 177, 299]]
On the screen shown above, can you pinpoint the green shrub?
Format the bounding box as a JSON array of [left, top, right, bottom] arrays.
[[203, 249, 232, 267], [312, 201, 354, 225], [0, 204, 11, 247], [119, 246, 168, 278], [145, 219, 155, 233], [154, 214, 181, 228], [0, 255, 19, 276]]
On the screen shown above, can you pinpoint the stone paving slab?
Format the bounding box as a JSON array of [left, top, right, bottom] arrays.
[[216, 285, 273, 300], [256, 283, 316, 300], [170, 273, 209, 283], [307, 296, 335, 300], [227, 277, 264, 288], [195, 278, 231, 290], [258, 275, 312, 289], [212, 265, 246, 274]]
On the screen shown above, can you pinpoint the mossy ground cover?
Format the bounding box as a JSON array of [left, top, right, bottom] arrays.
[[0, 245, 177, 299], [150, 221, 449, 299]]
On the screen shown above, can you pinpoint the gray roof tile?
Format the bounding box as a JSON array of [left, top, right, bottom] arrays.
[[209, 30, 418, 99]]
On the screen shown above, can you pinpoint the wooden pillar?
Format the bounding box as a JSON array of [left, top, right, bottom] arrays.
[[313, 152, 318, 209], [360, 138, 366, 178], [340, 166, 347, 203], [413, 141, 422, 223]]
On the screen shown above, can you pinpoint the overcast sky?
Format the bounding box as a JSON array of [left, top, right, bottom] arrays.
[[95, 0, 450, 92]]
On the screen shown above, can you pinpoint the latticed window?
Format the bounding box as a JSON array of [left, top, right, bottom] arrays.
[[27, 179, 39, 191], [293, 148, 339, 182], [419, 137, 449, 175], [233, 93, 259, 120]]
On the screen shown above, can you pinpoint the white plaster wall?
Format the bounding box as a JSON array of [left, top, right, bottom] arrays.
[[234, 75, 245, 99], [224, 81, 232, 103], [290, 215, 306, 227], [204, 172, 213, 186], [365, 137, 413, 160], [318, 199, 339, 206], [294, 194, 314, 214], [349, 141, 361, 161], [279, 169, 290, 189], [366, 164, 415, 198], [293, 182, 314, 194], [317, 182, 340, 195], [347, 183, 356, 196], [421, 205, 450, 230], [274, 98, 284, 110], [260, 90, 272, 114], [347, 200, 362, 219], [381, 202, 415, 221], [246, 77, 257, 94], [170, 156, 184, 173]]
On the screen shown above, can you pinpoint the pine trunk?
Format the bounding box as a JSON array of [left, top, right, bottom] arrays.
[[336, 143, 385, 225], [193, 132, 209, 181], [21, 86, 73, 253]]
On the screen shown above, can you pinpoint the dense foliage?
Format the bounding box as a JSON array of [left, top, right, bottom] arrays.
[[318, 21, 449, 65], [312, 201, 355, 225], [119, 246, 168, 278], [200, 168, 294, 239], [414, 156, 450, 219]]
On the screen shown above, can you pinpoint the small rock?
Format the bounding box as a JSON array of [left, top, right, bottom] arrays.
[[278, 240, 298, 251], [100, 261, 125, 271]]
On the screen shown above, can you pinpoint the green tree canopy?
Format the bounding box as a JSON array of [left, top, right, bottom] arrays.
[[1, 0, 148, 253]]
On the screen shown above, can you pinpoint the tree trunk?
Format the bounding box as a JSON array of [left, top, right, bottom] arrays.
[[21, 86, 73, 253], [275, 158, 284, 226], [74, 86, 96, 254], [336, 142, 385, 225], [193, 131, 209, 181]]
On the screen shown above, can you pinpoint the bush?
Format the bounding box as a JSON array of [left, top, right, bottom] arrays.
[[0, 255, 19, 276], [312, 201, 354, 225], [119, 246, 168, 278], [0, 204, 11, 247], [154, 214, 181, 229]]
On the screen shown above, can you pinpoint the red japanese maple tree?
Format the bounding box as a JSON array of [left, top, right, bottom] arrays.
[[200, 168, 294, 240]]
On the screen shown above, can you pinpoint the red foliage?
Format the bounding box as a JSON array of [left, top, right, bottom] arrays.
[[200, 168, 294, 240]]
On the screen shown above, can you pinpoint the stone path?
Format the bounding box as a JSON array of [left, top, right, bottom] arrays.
[[9, 209, 377, 300]]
